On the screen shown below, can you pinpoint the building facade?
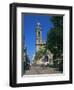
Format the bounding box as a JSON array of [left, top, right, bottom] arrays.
[[35, 22, 53, 65]]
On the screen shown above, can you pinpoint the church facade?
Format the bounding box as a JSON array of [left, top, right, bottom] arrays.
[[35, 22, 53, 65]]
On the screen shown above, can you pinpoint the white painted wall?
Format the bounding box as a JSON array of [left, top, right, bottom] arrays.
[[0, 0, 74, 89]]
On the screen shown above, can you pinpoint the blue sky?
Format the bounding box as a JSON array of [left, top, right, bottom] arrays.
[[22, 13, 53, 62]]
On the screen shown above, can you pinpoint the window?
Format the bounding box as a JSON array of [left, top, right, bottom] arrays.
[[38, 31, 40, 37]]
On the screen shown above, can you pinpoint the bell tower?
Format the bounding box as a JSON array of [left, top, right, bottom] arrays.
[[36, 22, 42, 52]]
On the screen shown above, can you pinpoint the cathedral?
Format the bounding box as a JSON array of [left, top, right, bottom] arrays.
[[35, 22, 53, 65]]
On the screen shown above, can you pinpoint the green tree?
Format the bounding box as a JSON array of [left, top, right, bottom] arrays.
[[34, 46, 46, 61], [46, 16, 63, 72], [46, 16, 63, 59]]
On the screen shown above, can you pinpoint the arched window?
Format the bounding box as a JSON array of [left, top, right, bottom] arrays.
[[38, 31, 40, 37], [45, 55, 48, 62]]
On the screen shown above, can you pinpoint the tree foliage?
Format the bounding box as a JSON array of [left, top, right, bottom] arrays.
[[34, 46, 46, 60], [46, 16, 63, 59]]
